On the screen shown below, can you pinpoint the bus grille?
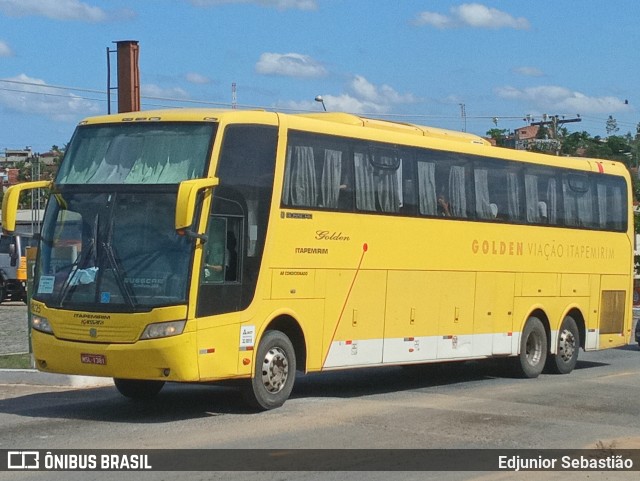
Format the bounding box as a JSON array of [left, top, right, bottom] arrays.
[[55, 324, 140, 343]]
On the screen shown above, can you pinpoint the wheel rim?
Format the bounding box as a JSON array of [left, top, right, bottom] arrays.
[[525, 330, 544, 366], [261, 346, 289, 394], [557, 328, 576, 363]]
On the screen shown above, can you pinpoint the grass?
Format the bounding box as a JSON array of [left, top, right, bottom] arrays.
[[0, 353, 32, 369]]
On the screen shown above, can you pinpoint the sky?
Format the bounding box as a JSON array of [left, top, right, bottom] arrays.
[[1, 0, 639, 153]]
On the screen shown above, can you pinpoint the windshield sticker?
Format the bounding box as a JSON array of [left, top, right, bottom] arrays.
[[38, 276, 55, 294], [240, 325, 256, 351], [100, 292, 111, 303]]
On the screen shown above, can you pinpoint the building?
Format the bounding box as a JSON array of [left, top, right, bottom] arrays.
[[513, 125, 561, 153], [0, 148, 59, 194], [1, 147, 33, 168]]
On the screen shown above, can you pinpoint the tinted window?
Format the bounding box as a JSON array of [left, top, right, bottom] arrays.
[[282, 130, 628, 232]]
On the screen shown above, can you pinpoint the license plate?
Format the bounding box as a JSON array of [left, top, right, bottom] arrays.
[[80, 353, 106, 365]]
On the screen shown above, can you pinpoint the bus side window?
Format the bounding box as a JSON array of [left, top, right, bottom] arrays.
[[474, 168, 493, 219], [596, 177, 626, 231], [399, 150, 417, 216], [201, 216, 241, 284], [353, 148, 402, 214], [447, 165, 468, 218], [283, 140, 354, 212], [202, 217, 227, 284], [224, 230, 238, 282], [283, 145, 318, 208], [416, 161, 436, 216]]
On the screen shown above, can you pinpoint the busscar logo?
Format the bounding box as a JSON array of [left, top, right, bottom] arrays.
[[8, 451, 39, 469]]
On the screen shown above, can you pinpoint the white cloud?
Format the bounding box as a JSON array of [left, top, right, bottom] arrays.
[[0, 40, 13, 57], [185, 72, 211, 84], [495, 85, 628, 114], [188, 0, 317, 10], [0, 0, 134, 22], [256, 53, 327, 78], [453, 3, 529, 29], [414, 3, 530, 30], [281, 75, 417, 114], [513, 66, 544, 77], [413, 12, 454, 29], [350, 75, 416, 106], [0, 74, 100, 121]]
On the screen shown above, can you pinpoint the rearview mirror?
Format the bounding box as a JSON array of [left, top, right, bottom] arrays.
[[175, 177, 219, 233], [2, 180, 52, 234]]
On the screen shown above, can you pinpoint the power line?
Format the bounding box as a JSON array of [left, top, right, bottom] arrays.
[[0, 86, 106, 103], [1, 78, 636, 133], [0, 78, 105, 95]]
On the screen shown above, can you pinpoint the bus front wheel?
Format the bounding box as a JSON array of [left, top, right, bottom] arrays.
[[545, 316, 579, 374], [113, 378, 165, 400], [515, 317, 547, 378], [243, 330, 296, 411]]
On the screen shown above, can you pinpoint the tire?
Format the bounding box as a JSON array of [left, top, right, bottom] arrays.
[[545, 316, 579, 374], [515, 317, 547, 378], [113, 378, 165, 400], [243, 330, 296, 411]]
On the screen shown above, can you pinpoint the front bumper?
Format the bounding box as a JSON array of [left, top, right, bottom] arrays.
[[32, 330, 200, 382]]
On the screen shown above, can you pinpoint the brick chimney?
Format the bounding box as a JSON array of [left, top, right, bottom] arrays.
[[116, 40, 140, 113]]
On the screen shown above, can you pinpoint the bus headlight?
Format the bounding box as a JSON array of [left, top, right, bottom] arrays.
[[140, 320, 186, 340], [32, 315, 53, 334]]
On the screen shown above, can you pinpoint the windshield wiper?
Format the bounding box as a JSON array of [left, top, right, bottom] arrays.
[[101, 239, 136, 308], [99, 212, 136, 308]]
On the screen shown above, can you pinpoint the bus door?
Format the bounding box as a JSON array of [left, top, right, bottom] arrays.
[[196, 195, 244, 317]]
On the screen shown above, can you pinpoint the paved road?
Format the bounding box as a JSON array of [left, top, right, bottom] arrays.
[[1, 344, 640, 481], [2, 291, 638, 480]]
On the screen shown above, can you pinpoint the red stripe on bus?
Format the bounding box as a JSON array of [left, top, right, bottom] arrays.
[[322, 243, 369, 368]]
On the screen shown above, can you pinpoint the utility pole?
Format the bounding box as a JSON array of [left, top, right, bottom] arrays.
[[530, 114, 581, 155], [29, 153, 41, 234], [459, 103, 466, 132], [231, 82, 237, 109], [530, 114, 581, 139]]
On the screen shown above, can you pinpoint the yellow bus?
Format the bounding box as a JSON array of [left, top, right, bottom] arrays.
[[2, 109, 633, 410], [0, 232, 37, 302]]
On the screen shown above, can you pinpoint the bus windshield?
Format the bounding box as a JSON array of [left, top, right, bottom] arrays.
[[33, 120, 217, 310], [34, 189, 193, 311], [56, 122, 215, 184]]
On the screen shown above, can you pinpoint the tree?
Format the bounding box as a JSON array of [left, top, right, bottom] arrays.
[[485, 128, 510, 147], [560, 131, 592, 156], [536, 124, 551, 139], [606, 115, 619, 135]]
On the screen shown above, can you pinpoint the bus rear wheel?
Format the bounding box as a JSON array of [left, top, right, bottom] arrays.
[[243, 330, 296, 411], [545, 316, 579, 374], [515, 317, 547, 378], [113, 378, 165, 400]]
